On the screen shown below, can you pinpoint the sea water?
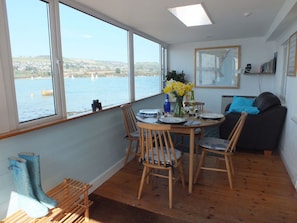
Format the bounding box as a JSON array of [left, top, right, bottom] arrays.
[[15, 76, 160, 122]]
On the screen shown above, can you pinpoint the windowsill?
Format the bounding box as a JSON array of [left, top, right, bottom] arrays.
[[0, 108, 110, 140]]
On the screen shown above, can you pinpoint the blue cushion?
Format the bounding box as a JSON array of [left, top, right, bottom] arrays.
[[230, 96, 254, 107], [228, 96, 259, 114]]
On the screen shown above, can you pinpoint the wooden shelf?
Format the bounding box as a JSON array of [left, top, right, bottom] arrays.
[[244, 72, 274, 75], [2, 178, 93, 223], [244, 53, 277, 75]]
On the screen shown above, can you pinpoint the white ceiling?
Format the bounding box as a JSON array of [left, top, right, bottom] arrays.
[[73, 0, 297, 44]]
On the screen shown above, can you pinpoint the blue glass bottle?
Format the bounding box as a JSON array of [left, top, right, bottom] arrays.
[[163, 94, 171, 114]]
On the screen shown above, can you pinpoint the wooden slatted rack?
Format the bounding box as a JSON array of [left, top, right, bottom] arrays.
[[1, 178, 93, 223]]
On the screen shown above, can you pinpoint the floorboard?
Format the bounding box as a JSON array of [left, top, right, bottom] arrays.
[[91, 151, 297, 223]]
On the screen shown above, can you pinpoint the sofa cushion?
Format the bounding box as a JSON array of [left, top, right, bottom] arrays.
[[252, 92, 281, 112], [228, 96, 259, 114], [229, 105, 259, 114]]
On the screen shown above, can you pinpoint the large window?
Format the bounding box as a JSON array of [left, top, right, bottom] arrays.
[[134, 34, 161, 100], [0, 0, 165, 132], [60, 4, 129, 116], [6, 0, 56, 122]]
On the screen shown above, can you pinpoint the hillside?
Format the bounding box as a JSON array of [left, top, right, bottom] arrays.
[[12, 56, 160, 78]]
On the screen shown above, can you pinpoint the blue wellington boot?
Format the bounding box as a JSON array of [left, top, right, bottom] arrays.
[[8, 157, 49, 218], [18, 152, 58, 209]]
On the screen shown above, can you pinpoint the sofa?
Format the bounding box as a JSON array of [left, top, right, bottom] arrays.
[[219, 92, 287, 153]]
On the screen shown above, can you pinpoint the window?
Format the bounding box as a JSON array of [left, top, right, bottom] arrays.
[[59, 4, 129, 116], [6, 0, 56, 122], [0, 0, 165, 133], [134, 34, 161, 101]]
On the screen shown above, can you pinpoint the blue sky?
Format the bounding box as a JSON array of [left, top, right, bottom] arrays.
[[6, 0, 159, 63]]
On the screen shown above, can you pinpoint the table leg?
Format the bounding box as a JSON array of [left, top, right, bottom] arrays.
[[188, 128, 195, 194]]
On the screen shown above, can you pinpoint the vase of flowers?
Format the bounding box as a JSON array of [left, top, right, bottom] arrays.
[[174, 95, 184, 117], [163, 79, 194, 117]]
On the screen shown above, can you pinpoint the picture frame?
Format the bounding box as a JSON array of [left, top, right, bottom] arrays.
[[287, 32, 297, 76], [194, 45, 241, 88]]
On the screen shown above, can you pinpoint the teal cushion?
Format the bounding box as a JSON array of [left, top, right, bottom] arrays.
[[228, 96, 259, 114], [229, 105, 259, 114], [230, 96, 254, 107]]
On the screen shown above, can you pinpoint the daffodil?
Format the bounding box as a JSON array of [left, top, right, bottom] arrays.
[[163, 79, 193, 98]]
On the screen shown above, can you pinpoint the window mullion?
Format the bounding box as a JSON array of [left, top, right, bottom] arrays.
[[128, 31, 135, 102], [48, 0, 67, 118]]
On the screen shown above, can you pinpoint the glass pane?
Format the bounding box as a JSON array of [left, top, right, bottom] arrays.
[[6, 0, 56, 122], [134, 34, 161, 100], [59, 4, 129, 117]]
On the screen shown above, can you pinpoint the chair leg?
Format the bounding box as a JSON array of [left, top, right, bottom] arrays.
[[178, 162, 185, 188], [229, 155, 234, 175], [145, 167, 156, 185], [135, 140, 140, 157], [194, 149, 206, 184], [225, 155, 233, 189], [125, 140, 133, 164], [168, 168, 173, 209], [138, 166, 147, 200]]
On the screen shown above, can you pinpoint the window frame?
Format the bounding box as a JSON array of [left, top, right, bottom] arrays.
[[0, 0, 168, 134]]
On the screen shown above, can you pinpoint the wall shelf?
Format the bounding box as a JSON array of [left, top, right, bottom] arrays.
[[244, 72, 275, 75], [244, 53, 277, 75]]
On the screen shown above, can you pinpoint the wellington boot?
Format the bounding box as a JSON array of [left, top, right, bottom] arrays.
[[18, 152, 58, 209], [8, 157, 49, 218]]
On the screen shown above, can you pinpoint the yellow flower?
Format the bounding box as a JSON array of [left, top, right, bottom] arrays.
[[163, 79, 193, 97]]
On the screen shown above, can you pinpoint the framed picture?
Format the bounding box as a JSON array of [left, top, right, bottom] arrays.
[[287, 32, 297, 76], [194, 45, 241, 88]]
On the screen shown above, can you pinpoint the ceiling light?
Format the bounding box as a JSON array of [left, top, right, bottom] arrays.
[[168, 4, 212, 27]]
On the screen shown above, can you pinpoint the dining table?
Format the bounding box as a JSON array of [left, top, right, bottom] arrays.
[[136, 110, 225, 194]]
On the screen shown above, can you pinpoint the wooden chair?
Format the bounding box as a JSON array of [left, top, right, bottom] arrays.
[[194, 112, 247, 189], [120, 103, 140, 164], [137, 122, 185, 208]]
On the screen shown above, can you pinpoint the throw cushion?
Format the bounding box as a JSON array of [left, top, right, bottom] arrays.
[[228, 96, 260, 114]]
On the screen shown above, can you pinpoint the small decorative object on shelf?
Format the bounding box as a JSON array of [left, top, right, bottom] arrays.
[[244, 64, 252, 73], [163, 79, 193, 117]]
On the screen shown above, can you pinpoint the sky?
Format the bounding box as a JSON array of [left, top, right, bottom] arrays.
[[6, 0, 160, 63]]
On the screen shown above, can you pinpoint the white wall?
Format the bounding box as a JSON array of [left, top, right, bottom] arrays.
[[168, 37, 276, 113], [275, 22, 297, 189]]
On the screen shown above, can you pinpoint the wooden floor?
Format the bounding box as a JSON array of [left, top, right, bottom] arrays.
[[92, 151, 297, 223]]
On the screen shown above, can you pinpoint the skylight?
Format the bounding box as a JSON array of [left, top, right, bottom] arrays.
[[168, 4, 212, 27]]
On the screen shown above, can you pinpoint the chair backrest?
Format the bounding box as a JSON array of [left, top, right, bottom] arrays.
[[226, 112, 248, 153], [120, 104, 138, 138], [137, 122, 178, 167]]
